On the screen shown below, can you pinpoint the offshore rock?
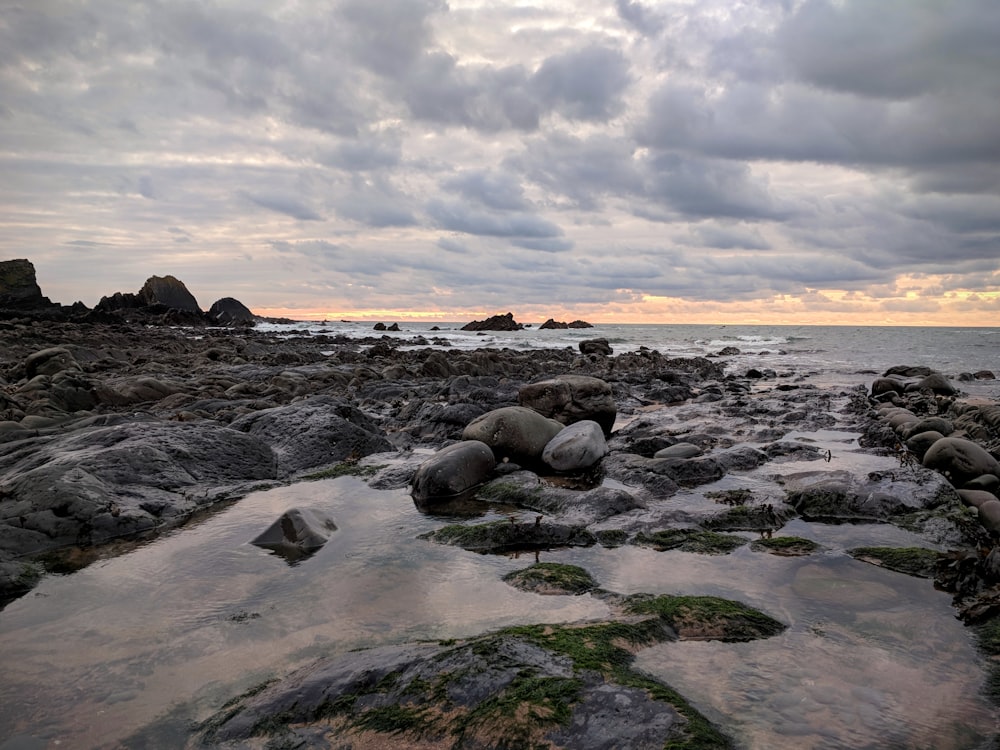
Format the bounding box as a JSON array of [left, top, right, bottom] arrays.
[[461, 312, 523, 331]]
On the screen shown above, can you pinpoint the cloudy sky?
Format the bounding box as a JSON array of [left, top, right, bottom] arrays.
[[2, 0, 999, 325]]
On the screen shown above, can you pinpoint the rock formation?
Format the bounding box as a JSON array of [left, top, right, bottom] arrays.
[[0, 259, 57, 311], [461, 312, 523, 331]]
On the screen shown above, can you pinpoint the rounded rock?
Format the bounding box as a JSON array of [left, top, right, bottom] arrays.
[[462, 406, 565, 465], [922, 437, 1000, 487], [959, 489, 997, 509], [542, 420, 609, 472], [978, 500, 1000, 534], [411, 440, 496, 502]]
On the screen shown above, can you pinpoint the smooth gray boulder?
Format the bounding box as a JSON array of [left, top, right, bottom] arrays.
[[519, 375, 617, 436], [411, 440, 496, 502], [462, 406, 564, 465], [922, 437, 999, 487], [909, 372, 958, 396], [230, 395, 392, 475], [542, 420, 608, 472], [653, 442, 702, 459], [251, 507, 337, 562]]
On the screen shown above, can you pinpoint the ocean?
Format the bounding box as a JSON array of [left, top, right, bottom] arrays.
[[259, 321, 1000, 391]]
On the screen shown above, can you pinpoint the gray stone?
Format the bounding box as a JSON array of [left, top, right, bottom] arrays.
[[901, 416, 953, 439], [519, 375, 617, 435], [411, 440, 496, 502], [907, 372, 958, 396], [230, 395, 391, 475], [208, 297, 254, 324], [462, 405, 564, 465], [542, 420, 608, 472], [978, 500, 1000, 534], [922, 437, 999, 487], [250, 507, 337, 562], [958, 489, 996, 509], [579, 338, 613, 356], [136, 274, 200, 311], [653, 442, 702, 459]]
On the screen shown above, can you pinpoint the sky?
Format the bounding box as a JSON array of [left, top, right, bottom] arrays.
[[2, 0, 999, 325]]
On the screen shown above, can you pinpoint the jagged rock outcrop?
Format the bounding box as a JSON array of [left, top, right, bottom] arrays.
[[0, 259, 56, 311], [461, 312, 523, 331], [539, 318, 594, 329]]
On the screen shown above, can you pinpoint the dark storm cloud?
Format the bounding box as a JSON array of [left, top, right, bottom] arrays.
[[529, 45, 632, 121]]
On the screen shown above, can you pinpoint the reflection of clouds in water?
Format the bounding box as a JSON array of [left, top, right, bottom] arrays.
[[636, 627, 993, 750], [0, 473, 994, 749]]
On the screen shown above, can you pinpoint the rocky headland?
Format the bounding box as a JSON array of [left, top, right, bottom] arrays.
[[3, 261, 1000, 748]]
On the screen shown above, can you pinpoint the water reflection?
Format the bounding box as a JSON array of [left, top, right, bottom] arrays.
[[0, 476, 995, 749]]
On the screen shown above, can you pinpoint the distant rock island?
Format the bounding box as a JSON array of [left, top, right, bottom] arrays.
[[0, 258, 255, 327], [539, 318, 594, 329], [460, 313, 594, 332]]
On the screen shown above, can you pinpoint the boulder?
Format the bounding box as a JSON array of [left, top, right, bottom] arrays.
[[24, 347, 81, 378], [979, 500, 1000, 535], [542, 420, 608, 472], [958, 489, 997, 509], [579, 338, 612, 356], [518, 375, 617, 436], [905, 372, 958, 396], [905, 430, 945, 461], [922, 437, 999, 487], [230, 396, 392, 475], [251, 507, 337, 562], [462, 406, 564, 465], [901, 416, 953, 440], [461, 312, 523, 331], [137, 274, 201, 311], [411, 440, 496, 502], [871, 377, 905, 397], [208, 297, 254, 325]]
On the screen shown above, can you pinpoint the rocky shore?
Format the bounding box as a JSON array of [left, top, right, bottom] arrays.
[[3, 268, 1000, 747]]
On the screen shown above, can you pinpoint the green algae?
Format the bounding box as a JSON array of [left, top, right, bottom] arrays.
[[751, 536, 822, 556], [624, 594, 787, 642], [300, 462, 383, 481], [502, 563, 598, 595], [632, 528, 748, 555], [848, 546, 940, 578]]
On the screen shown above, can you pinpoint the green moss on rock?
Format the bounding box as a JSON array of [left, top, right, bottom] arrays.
[[502, 563, 598, 595], [420, 520, 596, 553], [847, 546, 940, 578], [300, 462, 382, 481], [633, 529, 748, 555], [751, 536, 821, 556], [625, 594, 787, 642]]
